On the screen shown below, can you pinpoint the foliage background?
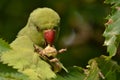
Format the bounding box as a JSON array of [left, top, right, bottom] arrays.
[[0, 0, 112, 67]]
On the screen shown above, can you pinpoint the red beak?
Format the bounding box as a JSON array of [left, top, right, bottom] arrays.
[[44, 29, 56, 45]]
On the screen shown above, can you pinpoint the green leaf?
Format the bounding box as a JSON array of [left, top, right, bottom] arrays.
[[104, 0, 120, 4], [85, 59, 101, 80], [53, 67, 86, 80], [54, 55, 120, 80], [95, 55, 120, 80], [103, 0, 120, 57], [0, 62, 17, 73], [0, 38, 11, 53], [54, 59, 101, 80], [1, 36, 56, 80], [0, 62, 29, 80], [0, 72, 29, 80]]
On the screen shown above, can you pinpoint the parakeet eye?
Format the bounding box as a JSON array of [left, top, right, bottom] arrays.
[[53, 27, 58, 31], [36, 26, 41, 32]]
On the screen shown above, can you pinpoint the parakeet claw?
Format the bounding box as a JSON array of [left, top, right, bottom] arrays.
[[50, 58, 59, 62], [33, 44, 42, 52], [58, 48, 67, 53]]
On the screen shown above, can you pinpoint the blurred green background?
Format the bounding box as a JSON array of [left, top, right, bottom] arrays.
[[0, 0, 110, 67]]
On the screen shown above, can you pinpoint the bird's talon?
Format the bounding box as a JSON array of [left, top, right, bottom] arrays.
[[58, 48, 67, 53], [50, 58, 59, 62]]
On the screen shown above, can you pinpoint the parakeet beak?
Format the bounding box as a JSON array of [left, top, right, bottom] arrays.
[[44, 29, 56, 46]]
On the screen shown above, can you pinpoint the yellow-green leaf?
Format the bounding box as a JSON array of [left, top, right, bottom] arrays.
[[1, 36, 56, 80], [103, 0, 120, 57], [0, 38, 11, 53]]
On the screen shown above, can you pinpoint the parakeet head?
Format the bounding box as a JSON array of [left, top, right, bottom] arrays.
[[26, 8, 60, 45], [29, 8, 60, 30]]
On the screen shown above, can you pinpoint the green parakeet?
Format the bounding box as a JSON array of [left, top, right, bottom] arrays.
[[1, 7, 61, 80]]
